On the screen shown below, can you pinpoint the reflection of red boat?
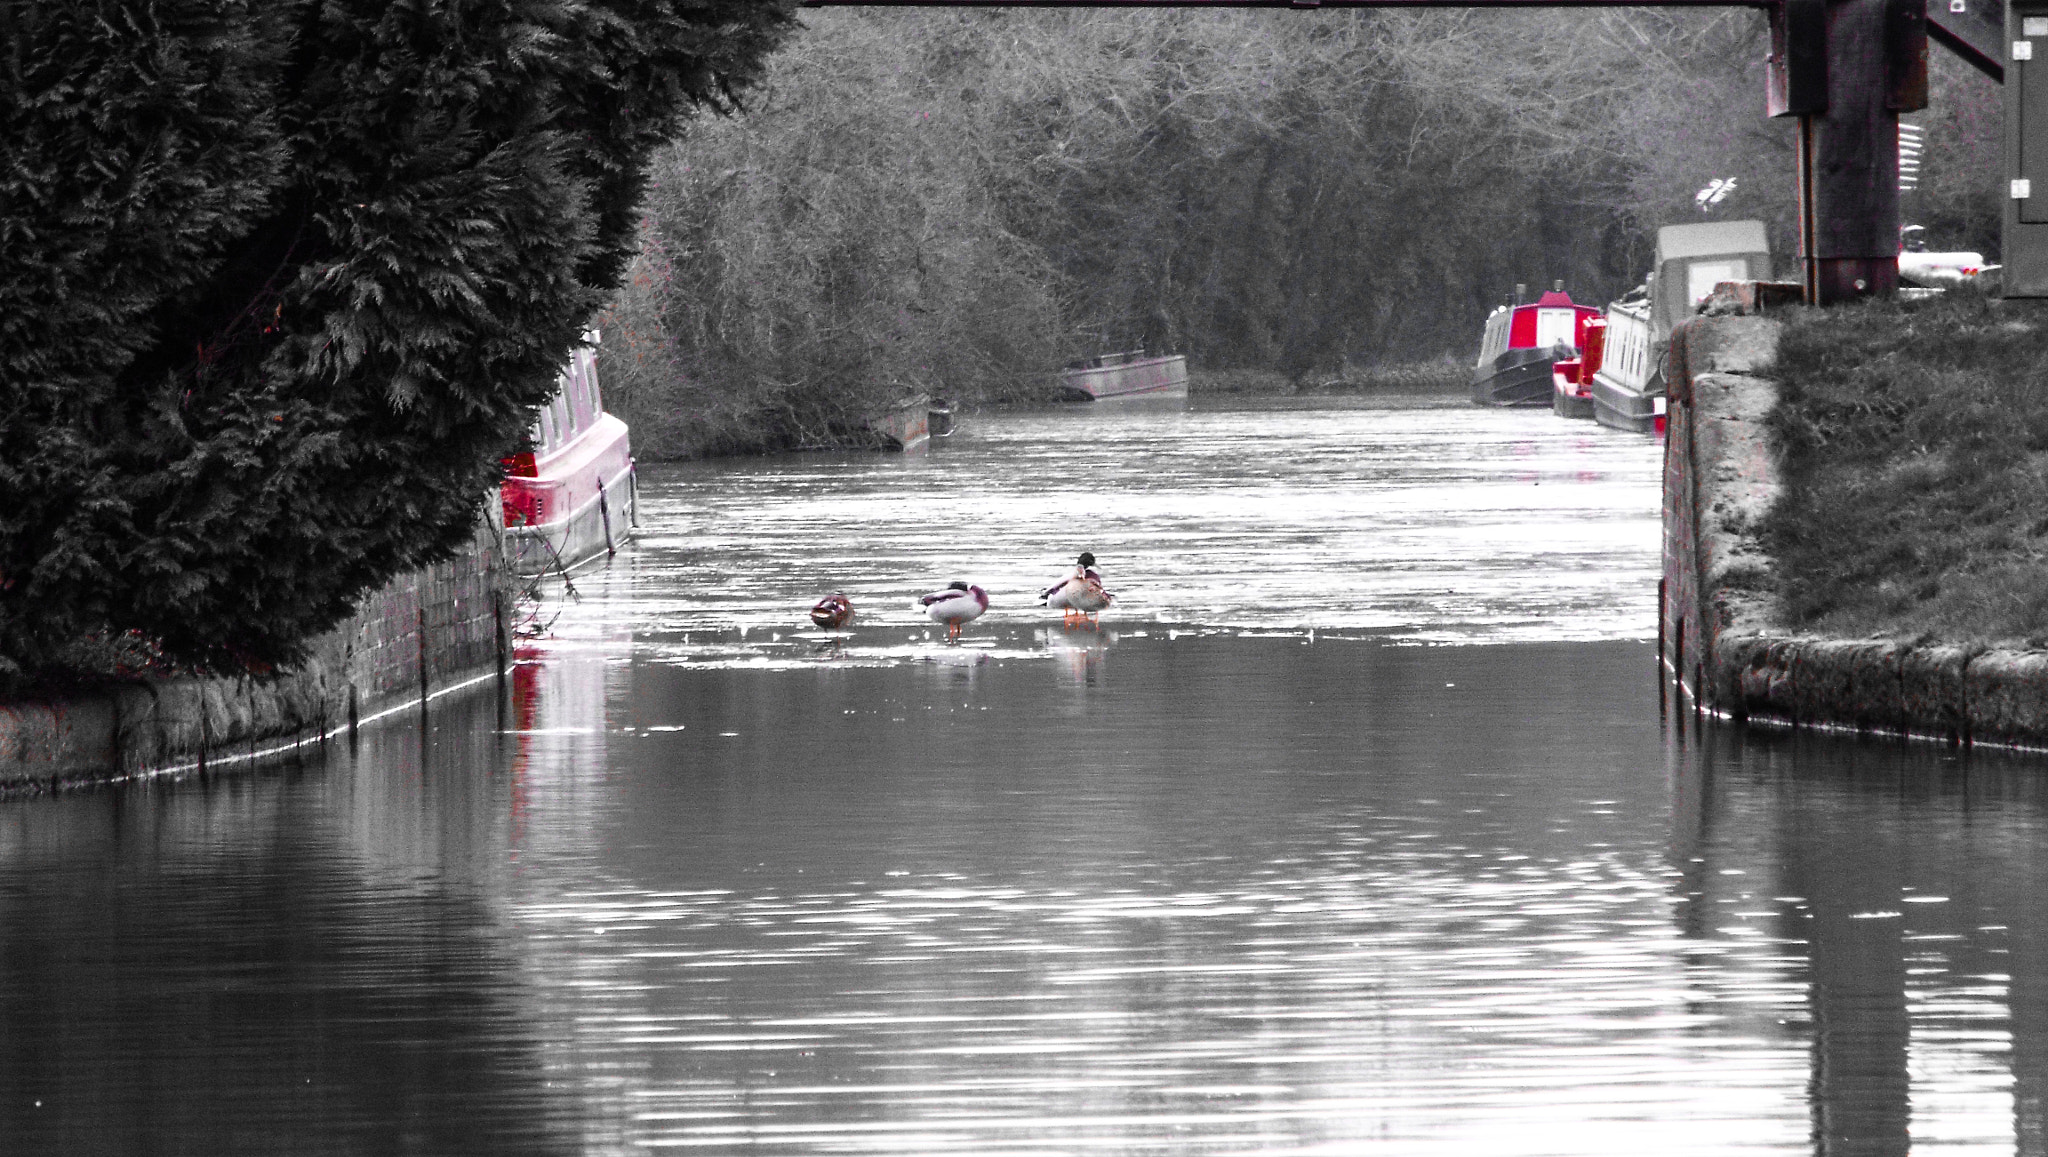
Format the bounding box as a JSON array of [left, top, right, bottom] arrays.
[[1471, 284, 1601, 408], [501, 333, 636, 576]]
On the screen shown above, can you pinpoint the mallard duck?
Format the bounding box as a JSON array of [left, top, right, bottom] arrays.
[[1040, 552, 1114, 627], [809, 592, 855, 631], [920, 581, 989, 640]]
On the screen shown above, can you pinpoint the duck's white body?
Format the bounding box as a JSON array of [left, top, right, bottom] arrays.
[[1043, 574, 1113, 614], [920, 583, 989, 638], [1041, 564, 1114, 625]]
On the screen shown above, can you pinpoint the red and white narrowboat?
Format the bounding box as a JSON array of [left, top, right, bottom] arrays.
[[501, 332, 636, 576], [1059, 350, 1189, 400], [1471, 283, 1602, 408]]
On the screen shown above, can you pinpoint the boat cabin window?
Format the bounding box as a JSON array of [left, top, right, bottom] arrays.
[[1535, 308, 1578, 352]]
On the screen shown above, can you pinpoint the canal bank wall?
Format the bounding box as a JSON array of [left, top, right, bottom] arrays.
[[1663, 307, 2048, 747], [0, 514, 511, 793]]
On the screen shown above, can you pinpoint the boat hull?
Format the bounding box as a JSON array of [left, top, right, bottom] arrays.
[[864, 400, 931, 453], [504, 414, 637, 576], [1591, 374, 1667, 434], [1552, 386, 1595, 420], [1060, 354, 1189, 400], [1471, 347, 1554, 407]]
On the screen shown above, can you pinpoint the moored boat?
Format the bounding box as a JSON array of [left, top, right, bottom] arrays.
[[1059, 351, 1188, 400], [501, 332, 636, 576], [1647, 220, 1773, 335], [1578, 219, 1770, 435], [862, 397, 932, 452], [1549, 314, 1604, 420], [1590, 297, 1667, 434], [1472, 283, 1601, 408]]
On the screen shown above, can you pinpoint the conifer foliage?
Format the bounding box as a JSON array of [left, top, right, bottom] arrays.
[[0, 0, 795, 690]]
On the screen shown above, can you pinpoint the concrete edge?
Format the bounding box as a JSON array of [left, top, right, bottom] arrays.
[[1675, 311, 2048, 750]]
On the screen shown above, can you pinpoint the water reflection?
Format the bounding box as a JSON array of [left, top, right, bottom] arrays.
[[0, 692, 579, 1157], [1680, 725, 2048, 1154]]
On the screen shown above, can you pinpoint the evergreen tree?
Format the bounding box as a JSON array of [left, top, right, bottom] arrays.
[[0, 0, 796, 689]]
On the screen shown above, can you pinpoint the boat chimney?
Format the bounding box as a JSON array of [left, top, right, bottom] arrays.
[[1553, 280, 1564, 292], [1513, 283, 1526, 304]]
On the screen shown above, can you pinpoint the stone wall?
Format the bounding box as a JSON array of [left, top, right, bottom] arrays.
[[0, 512, 510, 792], [1663, 308, 2048, 748]]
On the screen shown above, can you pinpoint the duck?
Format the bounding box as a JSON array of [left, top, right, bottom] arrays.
[[809, 592, 855, 631], [920, 581, 989, 640], [1040, 551, 1114, 627]]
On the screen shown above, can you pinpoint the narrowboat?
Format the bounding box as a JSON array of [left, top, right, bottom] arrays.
[[1472, 284, 1601, 407], [1580, 219, 1771, 434], [501, 332, 636, 576], [1646, 220, 1773, 335], [861, 397, 932, 452], [1588, 298, 1666, 434], [1549, 314, 1604, 420], [1059, 350, 1189, 400]]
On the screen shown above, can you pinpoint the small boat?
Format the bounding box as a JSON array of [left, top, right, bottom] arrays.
[[501, 331, 636, 576], [861, 397, 931, 453], [1590, 297, 1667, 434], [1550, 314, 1604, 420], [1059, 350, 1189, 400], [1471, 283, 1601, 408], [927, 397, 955, 438]]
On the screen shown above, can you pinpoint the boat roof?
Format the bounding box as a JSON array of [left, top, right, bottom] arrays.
[[1657, 219, 1770, 263], [1533, 289, 1576, 307]]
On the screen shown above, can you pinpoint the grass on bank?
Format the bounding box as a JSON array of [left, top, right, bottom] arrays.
[[1764, 287, 2048, 646]]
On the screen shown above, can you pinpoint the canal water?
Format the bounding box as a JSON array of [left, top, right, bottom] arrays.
[[3, 398, 2045, 1155]]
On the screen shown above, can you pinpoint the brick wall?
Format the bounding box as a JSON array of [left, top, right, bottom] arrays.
[[0, 508, 510, 791]]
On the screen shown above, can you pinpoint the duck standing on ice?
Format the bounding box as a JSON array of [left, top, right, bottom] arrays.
[[920, 581, 989, 640], [809, 592, 855, 630], [1040, 551, 1115, 627]]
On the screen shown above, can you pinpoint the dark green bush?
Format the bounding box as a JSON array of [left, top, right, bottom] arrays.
[[0, 0, 795, 690]]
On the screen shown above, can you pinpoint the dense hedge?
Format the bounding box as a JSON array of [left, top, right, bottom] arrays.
[[0, 0, 795, 689]]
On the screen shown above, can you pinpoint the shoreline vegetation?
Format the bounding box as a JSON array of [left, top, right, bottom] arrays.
[[599, 7, 1997, 464], [4, 5, 2001, 694], [1763, 288, 2048, 649]]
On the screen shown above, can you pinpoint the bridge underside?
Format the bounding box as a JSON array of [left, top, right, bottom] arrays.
[[806, 0, 2009, 305]]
